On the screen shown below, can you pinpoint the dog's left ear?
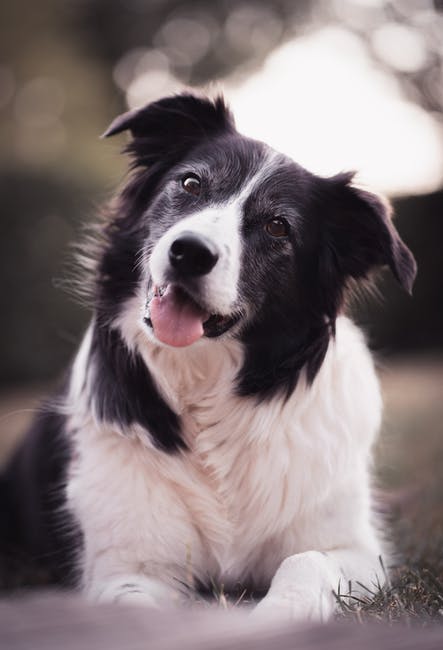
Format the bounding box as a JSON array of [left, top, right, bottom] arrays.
[[102, 93, 235, 165], [321, 173, 417, 294]]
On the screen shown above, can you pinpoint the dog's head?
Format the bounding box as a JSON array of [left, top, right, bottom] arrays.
[[101, 93, 416, 396]]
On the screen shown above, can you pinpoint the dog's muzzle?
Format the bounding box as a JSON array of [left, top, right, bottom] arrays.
[[146, 228, 241, 348]]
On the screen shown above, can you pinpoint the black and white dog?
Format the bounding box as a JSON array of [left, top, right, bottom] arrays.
[[2, 93, 416, 620]]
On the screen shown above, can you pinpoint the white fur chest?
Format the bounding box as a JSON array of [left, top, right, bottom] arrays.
[[66, 317, 382, 592]]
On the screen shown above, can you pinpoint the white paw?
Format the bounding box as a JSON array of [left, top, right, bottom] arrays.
[[252, 588, 334, 623], [88, 575, 178, 608], [251, 551, 339, 623]]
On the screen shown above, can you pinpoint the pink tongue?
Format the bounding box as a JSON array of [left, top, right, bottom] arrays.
[[149, 286, 208, 347]]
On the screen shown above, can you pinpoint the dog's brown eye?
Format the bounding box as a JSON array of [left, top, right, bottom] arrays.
[[265, 218, 289, 238], [182, 174, 201, 196]]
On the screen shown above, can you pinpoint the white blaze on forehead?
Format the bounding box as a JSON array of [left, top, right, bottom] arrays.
[[148, 156, 278, 315], [236, 149, 282, 202]]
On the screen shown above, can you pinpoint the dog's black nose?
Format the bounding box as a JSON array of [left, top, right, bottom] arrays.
[[169, 232, 219, 277]]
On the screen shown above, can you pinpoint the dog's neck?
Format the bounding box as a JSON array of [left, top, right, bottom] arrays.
[[114, 291, 245, 411], [140, 336, 244, 412]]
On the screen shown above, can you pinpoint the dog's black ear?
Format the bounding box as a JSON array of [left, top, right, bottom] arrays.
[[102, 93, 235, 163], [321, 173, 417, 294]]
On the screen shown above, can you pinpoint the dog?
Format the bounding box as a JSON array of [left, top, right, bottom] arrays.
[[1, 93, 416, 621]]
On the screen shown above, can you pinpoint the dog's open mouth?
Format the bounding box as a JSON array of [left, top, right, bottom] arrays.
[[144, 284, 239, 347]]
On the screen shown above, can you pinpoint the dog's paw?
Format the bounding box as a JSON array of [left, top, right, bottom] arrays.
[[251, 587, 334, 623], [88, 575, 178, 608], [251, 551, 339, 623]]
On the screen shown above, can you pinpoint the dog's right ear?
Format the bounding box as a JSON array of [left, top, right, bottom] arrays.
[[102, 93, 235, 164]]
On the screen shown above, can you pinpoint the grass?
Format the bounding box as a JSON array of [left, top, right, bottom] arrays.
[[334, 508, 443, 625], [335, 563, 443, 625]]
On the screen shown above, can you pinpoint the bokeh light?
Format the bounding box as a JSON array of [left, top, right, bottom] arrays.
[[371, 22, 428, 72], [226, 27, 443, 195]]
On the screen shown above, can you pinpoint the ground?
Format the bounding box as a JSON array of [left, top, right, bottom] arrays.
[[1, 357, 443, 624]]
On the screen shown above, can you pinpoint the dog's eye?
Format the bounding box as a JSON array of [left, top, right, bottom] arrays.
[[265, 218, 289, 238], [181, 174, 201, 196]]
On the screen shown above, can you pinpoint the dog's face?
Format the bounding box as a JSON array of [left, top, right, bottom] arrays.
[[101, 94, 416, 395], [142, 137, 315, 349], [143, 136, 267, 347]]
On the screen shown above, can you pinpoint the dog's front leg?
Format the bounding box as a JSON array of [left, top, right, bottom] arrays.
[[81, 546, 186, 608], [81, 548, 185, 608], [252, 548, 384, 622]]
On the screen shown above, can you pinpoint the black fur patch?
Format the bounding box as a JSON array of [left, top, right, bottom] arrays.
[[103, 93, 235, 143], [236, 163, 334, 398], [90, 324, 184, 452], [1, 404, 82, 588]]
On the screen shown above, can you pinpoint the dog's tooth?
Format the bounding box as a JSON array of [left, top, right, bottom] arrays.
[[152, 284, 167, 298]]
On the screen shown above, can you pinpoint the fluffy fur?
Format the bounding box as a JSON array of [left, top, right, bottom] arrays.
[[1, 93, 416, 621]]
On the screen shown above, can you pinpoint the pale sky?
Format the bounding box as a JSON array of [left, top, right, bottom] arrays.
[[225, 27, 443, 197], [125, 26, 443, 197]]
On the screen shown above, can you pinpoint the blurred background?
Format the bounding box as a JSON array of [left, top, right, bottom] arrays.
[[0, 0, 442, 576]]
